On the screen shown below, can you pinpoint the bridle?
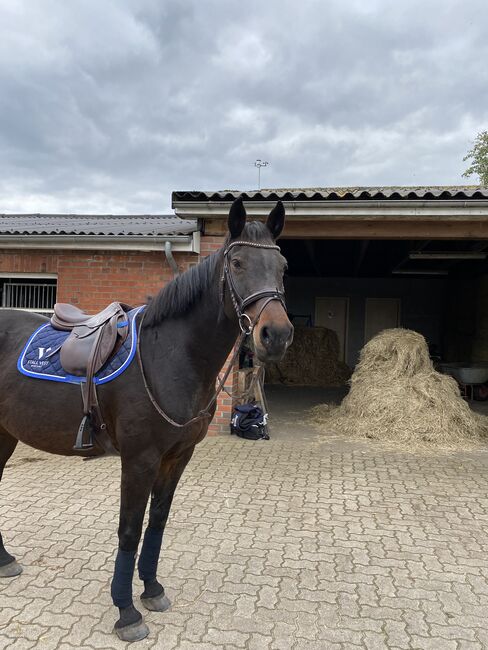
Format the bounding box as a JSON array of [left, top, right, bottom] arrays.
[[220, 239, 286, 334], [136, 238, 286, 428]]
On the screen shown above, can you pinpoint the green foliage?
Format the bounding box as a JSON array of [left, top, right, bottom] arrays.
[[463, 130, 488, 185]]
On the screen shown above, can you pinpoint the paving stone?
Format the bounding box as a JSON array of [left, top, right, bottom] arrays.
[[2, 436, 488, 648]]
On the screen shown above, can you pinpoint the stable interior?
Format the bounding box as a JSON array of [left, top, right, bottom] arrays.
[[264, 236, 488, 431]]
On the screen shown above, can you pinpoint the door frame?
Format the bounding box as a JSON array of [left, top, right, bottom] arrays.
[[315, 296, 349, 362]]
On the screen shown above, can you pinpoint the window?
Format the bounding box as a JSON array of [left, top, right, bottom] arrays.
[[0, 275, 57, 314]]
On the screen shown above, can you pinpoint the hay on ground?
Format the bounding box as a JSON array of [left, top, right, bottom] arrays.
[[266, 326, 351, 387], [311, 328, 488, 447]]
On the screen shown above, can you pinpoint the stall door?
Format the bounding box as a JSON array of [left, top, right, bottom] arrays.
[[364, 298, 401, 343], [315, 297, 348, 361]]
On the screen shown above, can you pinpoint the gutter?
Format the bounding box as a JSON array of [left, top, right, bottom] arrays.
[[173, 200, 488, 220], [0, 233, 201, 253]]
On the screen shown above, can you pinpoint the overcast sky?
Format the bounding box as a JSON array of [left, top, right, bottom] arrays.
[[0, 0, 487, 213]]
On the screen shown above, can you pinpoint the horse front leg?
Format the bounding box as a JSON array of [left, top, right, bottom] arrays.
[[111, 453, 159, 642], [138, 448, 194, 612]]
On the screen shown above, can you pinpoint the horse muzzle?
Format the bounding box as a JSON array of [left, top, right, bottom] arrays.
[[253, 316, 294, 363]]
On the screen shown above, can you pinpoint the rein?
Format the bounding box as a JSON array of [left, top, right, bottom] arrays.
[[136, 239, 285, 428]]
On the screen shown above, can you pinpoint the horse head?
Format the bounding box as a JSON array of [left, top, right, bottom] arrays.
[[224, 197, 294, 362]]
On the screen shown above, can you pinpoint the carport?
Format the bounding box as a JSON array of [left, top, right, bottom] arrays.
[[281, 236, 487, 371], [172, 186, 488, 431]]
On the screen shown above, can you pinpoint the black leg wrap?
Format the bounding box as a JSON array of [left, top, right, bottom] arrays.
[[138, 528, 170, 612], [111, 548, 136, 609], [138, 527, 164, 582]]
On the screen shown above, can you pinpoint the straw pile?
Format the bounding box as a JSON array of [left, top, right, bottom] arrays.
[[266, 326, 351, 387], [311, 328, 488, 446]]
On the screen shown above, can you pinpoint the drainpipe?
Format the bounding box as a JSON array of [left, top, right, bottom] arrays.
[[164, 240, 179, 277]]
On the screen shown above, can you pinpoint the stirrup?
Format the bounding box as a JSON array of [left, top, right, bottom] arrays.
[[73, 415, 94, 450]]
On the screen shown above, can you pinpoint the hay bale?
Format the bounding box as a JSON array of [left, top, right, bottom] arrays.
[[266, 326, 351, 387], [311, 328, 488, 446]]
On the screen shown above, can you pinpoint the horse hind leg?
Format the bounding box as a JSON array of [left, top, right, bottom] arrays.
[[0, 430, 22, 578]]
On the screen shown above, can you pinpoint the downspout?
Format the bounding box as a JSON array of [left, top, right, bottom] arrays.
[[164, 240, 179, 277]]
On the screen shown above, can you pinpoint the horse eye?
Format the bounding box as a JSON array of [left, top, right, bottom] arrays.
[[232, 259, 241, 269]]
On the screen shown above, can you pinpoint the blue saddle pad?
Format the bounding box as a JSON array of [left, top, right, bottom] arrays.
[[17, 306, 145, 385]]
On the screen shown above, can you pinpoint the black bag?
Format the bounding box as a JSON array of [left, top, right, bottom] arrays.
[[230, 403, 269, 440]]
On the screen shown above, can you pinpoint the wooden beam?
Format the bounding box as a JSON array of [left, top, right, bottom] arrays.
[[204, 218, 488, 240]]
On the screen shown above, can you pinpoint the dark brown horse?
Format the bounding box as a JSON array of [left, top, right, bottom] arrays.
[[0, 198, 293, 641]]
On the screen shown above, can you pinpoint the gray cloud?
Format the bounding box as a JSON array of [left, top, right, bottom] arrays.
[[0, 0, 487, 213]]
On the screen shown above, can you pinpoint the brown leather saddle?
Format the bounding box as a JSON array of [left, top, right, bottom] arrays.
[[51, 301, 130, 451]]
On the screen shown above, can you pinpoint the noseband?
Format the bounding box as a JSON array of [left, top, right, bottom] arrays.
[[221, 240, 286, 334], [137, 238, 287, 428]]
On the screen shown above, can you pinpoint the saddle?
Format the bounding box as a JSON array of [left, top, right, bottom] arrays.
[[51, 301, 130, 451]]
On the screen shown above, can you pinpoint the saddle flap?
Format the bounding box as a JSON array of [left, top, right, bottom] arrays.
[[59, 328, 101, 376]]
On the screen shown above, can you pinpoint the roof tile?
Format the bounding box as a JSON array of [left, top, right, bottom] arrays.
[[172, 185, 488, 203], [0, 214, 198, 237]]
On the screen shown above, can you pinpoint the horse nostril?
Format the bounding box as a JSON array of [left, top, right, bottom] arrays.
[[261, 326, 272, 347], [287, 325, 294, 345]]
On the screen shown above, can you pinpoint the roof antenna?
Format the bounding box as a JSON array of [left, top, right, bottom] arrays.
[[254, 159, 269, 190]]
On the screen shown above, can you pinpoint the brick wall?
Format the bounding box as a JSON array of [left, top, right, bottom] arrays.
[[57, 250, 196, 310], [0, 249, 193, 309], [0, 243, 236, 436], [0, 250, 58, 275]]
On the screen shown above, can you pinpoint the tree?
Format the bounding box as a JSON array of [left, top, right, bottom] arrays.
[[463, 130, 488, 185]]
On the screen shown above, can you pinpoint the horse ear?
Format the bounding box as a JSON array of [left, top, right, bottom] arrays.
[[266, 200, 285, 239], [228, 196, 247, 239]]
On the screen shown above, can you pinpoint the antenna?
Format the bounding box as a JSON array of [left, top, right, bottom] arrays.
[[254, 159, 269, 190]]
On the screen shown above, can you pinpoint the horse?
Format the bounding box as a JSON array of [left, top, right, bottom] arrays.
[[0, 197, 293, 642]]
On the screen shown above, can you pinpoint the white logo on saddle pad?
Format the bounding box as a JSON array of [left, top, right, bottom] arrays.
[[38, 347, 52, 359]]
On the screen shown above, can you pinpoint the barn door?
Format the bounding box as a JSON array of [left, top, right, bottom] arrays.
[[315, 297, 348, 361], [364, 298, 401, 343]]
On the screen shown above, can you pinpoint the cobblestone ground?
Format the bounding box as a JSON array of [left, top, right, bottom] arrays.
[[2, 432, 488, 649]]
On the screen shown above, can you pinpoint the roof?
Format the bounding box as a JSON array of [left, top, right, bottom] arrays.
[[0, 214, 198, 236], [173, 185, 488, 203]]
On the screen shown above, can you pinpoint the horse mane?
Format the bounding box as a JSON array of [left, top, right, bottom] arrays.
[[143, 252, 221, 326], [143, 221, 274, 326]]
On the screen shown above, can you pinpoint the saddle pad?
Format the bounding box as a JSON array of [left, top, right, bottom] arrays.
[[17, 306, 145, 385]]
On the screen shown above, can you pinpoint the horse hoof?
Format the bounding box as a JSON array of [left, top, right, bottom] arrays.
[[113, 620, 150, 642], [141, 593, 171, 612], [0, 561, 23, 578]]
